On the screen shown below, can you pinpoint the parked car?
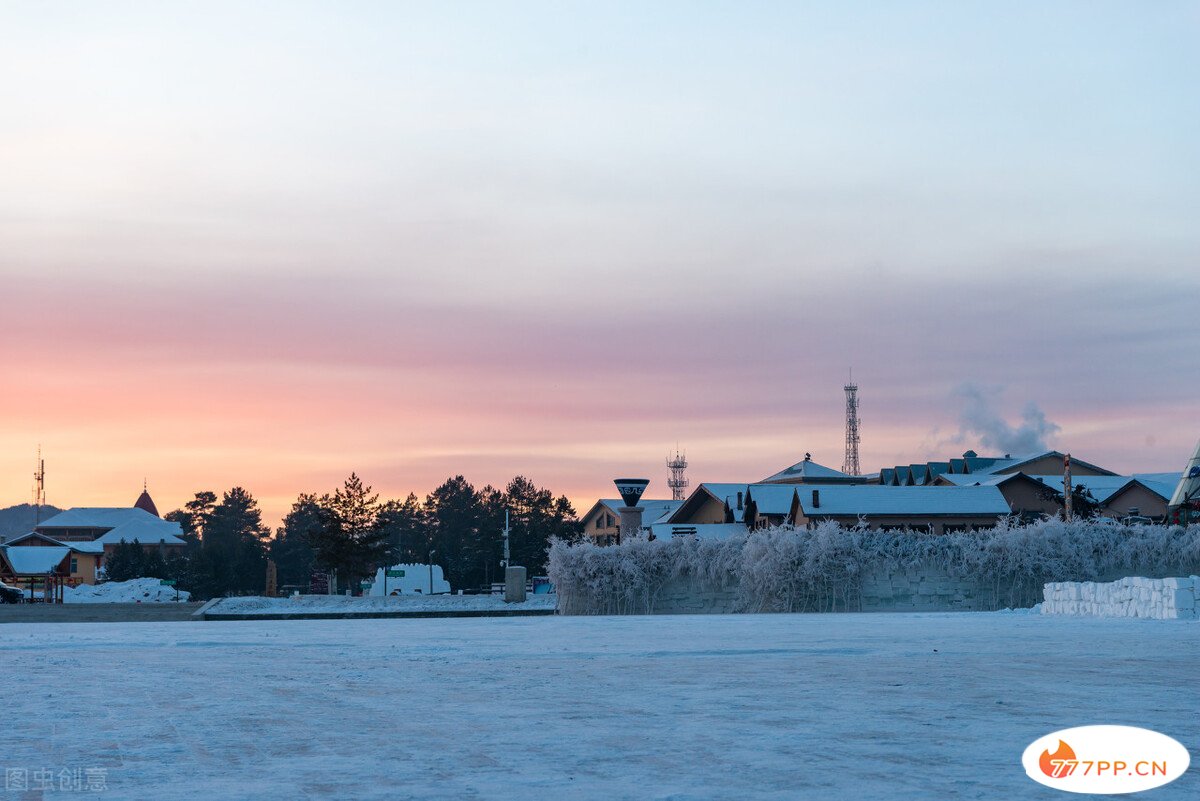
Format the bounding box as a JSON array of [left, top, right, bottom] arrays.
[[0, 580, 24, 604]]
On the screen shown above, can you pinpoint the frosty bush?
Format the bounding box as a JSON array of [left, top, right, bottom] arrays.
[[547, 520, 1200, 614]]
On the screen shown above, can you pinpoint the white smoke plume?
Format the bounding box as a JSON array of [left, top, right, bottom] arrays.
[[951, 383, 1060, 455]]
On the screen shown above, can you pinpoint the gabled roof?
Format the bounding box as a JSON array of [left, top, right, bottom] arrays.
[[667, 483, 750, 524], [0, 531, 104, 553], [759, 457, 854, 485], [973, 451, 1117, 477], [34, 507, 184, 545], [93, 517, 186, 546], [36, 507, 164, 530], [745, 485, 798, 517], [796, 485, 1011, 517], [1026, 475, 1174, 505], [1, 546, 71, 575], [598, 499, 682, 526], [934, 473, 1016, 488]]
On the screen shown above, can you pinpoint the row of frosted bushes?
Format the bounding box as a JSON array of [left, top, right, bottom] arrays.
[[546, 519, 1200, 614]]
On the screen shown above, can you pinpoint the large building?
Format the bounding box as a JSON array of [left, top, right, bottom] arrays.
[[0, 488, 185, 590], [585, 447, 1184, 545]]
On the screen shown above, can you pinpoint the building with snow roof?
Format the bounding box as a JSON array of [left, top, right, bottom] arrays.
[[580, 499, 682, 545], [0, 488, 188, 590], [790, 485, 1012, 534], [933, 470, 1177, 522], [878, 450, 1117, 486]]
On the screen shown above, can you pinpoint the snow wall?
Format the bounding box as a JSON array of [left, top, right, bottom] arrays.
[[547, 520, 1200, 615], [1042, 576, 1199, 619]]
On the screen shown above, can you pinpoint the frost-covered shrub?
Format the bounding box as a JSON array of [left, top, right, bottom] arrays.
[[547, 520, 1200, 614]]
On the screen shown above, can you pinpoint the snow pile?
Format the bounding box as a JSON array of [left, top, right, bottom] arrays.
[[1042, 576, 1198, 619], [207, 593, 556, 616], [365, 563, 451, 596], [63, 578, 190, 604], [549, 519, 1200, 615]]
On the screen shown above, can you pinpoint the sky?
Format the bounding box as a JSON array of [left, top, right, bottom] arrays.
[[1, 1, 1197, 525]]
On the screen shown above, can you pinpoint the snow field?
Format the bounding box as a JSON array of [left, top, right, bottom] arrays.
[[206, 592, 556, 615], [2, 613, 1196, 800], [1042, 576, 1199, 619]]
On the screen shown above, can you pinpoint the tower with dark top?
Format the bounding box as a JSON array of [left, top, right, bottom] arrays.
[[843, 377, 861, 476], [613, 478, 650, 543]]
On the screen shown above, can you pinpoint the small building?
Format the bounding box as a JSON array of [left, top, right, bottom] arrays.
[[579, 499, 682, 544], [665, 483, 751, 526], [790, 485, 1012, 534], [0, 531, 104, 585]]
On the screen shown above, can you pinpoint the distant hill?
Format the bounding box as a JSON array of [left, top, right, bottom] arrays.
[[0, 503, 64, 542]]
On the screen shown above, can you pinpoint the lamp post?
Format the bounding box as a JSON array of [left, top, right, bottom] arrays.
[[428, 550, 437, 595]]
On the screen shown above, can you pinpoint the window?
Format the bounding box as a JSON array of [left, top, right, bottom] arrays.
[[70, 558, 79, 573]]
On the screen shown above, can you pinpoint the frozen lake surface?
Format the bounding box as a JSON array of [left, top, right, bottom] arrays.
[[3, 612, 1196, 800]]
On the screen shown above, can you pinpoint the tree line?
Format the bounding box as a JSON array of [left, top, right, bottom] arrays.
[[106, 474, 581, 600]]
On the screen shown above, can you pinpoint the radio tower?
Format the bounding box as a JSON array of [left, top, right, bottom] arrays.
[[32, 446, 46, 524], [842, 376, 861, 476], [666, 448, 689, 501]]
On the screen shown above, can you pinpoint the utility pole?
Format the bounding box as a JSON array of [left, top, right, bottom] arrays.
[[502, 509, 511, 569], [32, 447, 46, 525], [1063, 454, 1074, 521]]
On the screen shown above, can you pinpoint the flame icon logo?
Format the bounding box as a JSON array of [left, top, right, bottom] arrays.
[[1040, 740, 1077, 778]]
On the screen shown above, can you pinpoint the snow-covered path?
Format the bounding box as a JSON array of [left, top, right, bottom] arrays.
[[3, 613, 1196, 800]]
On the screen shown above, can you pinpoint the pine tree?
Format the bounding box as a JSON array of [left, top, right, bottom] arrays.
[[308, 474, 393, 591], [375, 493, 430, 565], [269, 493, 322, 589]]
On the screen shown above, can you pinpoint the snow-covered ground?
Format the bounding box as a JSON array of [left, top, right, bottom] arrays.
[[2, 613, 1196, 800], [46, 578, 191, 604], [207, 592, 556, 615]]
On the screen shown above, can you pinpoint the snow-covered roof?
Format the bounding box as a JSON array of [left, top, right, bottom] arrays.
[[795, 486, 1011, 517], [1026, 475, 1175, 504], [1, 546, 71, 575], [34, 507, 185, 545], [93, 517, 186, 546], [745, 485, 798, 516], [0, 531, 105, 553], [36, 507, 165, 530], [935, 473, 1017, 488], [598, 499, 682, 526], [649, 523, 748, 541], [759, 457, 853, 484], [695, 483, 751, 523], [971, 451, 1116, 477]]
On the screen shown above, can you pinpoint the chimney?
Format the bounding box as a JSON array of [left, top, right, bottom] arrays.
[[811, 489, 820, 509], [736, 491, 743, 510]]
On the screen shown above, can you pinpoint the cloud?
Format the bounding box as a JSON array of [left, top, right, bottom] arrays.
[[951, 383, 1060, 456]]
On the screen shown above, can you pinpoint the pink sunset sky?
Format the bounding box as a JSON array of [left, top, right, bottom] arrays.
[[2, 2, 1197, 525]]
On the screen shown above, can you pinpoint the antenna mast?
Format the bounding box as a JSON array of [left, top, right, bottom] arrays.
[[666, 448, 689, 501], [33, 446, 46, 524], [842, 376, 861, 476]]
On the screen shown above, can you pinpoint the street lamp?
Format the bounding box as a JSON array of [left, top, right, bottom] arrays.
[[428, 550, 437, 595]]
